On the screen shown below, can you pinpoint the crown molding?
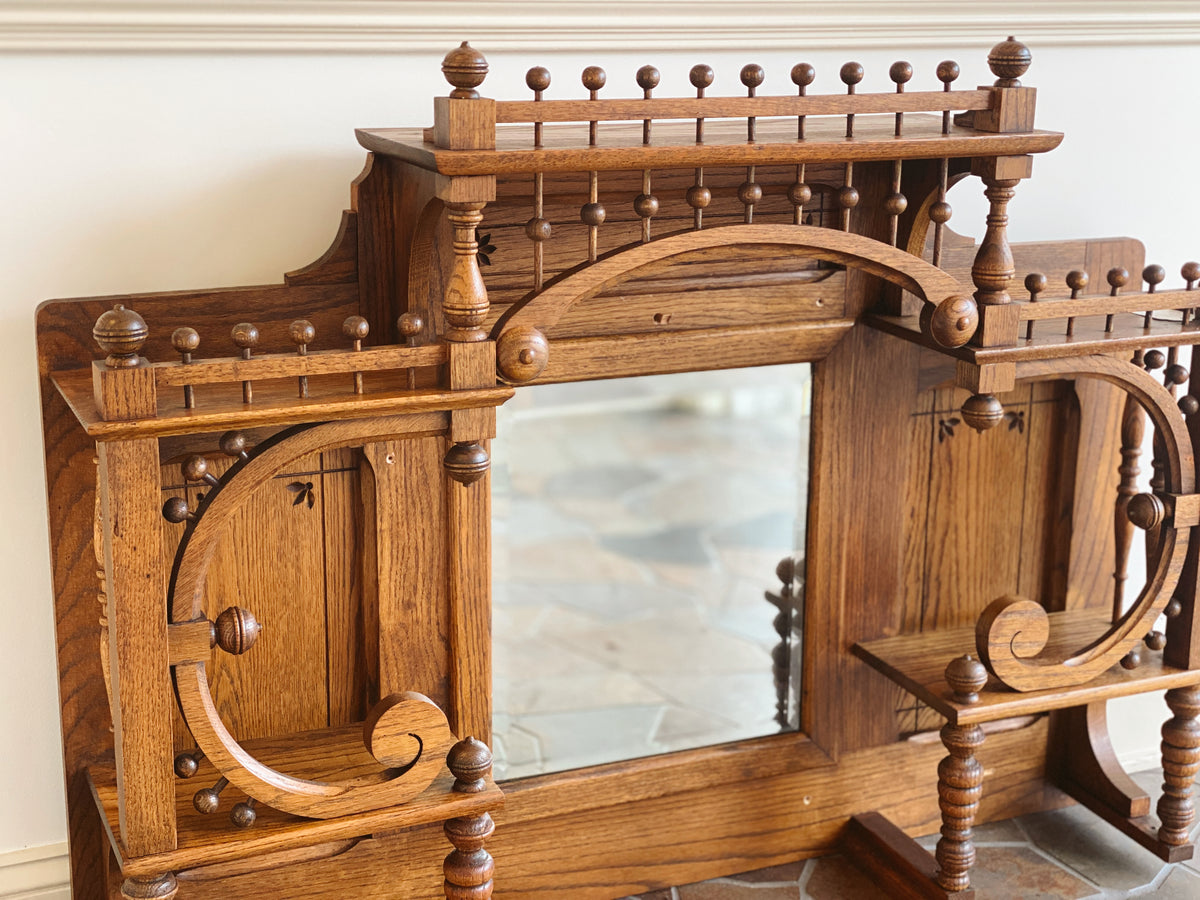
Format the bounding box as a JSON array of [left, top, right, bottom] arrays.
[[2, 1, 1199, 53]]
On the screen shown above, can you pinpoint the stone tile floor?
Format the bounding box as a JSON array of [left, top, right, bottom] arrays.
[[617, 768, 1200, 899]]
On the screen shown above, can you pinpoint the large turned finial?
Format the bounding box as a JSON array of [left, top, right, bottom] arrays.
[[945, 654, 988, 705], [962, 393, 1005, 432], [214, 606, 261, 655], [988, 36, 1031, 87], [447, 736, 493, 793], [93, 304, 148, 368], [442, 41, 489, 98]]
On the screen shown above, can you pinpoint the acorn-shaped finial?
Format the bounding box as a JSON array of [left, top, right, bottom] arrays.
[[93, 304, 148, 368], [945, 654, 988, 704], [447, 736, 493, 793], [442, 41, 489, 99], [988, 36, 1031, 87]]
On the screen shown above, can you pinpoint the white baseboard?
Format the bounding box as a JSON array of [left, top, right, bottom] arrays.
[[0, 844, 70, 900]]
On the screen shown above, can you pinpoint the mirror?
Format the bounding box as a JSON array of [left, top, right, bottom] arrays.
[[491, 363, 811, 779]]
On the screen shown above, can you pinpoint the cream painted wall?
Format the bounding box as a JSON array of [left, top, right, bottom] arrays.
[[2, 31, 1198, 867]]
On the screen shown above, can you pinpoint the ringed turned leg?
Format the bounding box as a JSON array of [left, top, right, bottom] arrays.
[[1158, 684, 1200, 845], [935, 722, 985, 893]]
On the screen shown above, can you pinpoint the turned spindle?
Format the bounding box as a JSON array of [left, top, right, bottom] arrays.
[[1143, 264, 1166, 328], [1114, 367, 1145, 619], [580, 66, 606, 263], [181, 455, 219, 489], [214, 606, 261, 655], [635, 66, 660, 241], [342, 315, 369, 393], [840, 61, 863, 138], [890, 60, 912, 136], [230, 798, 258, 829], [220, 430, 249, 462], [193, 776, 229, 814], [838, 164, 858, 233], [741, 63, 763, 142], [1158, 685, 1200, 844], [930, 168, 952, 268], [171, 326, 199, 408], [1183, 260, 1200, 322], [444, 738, 496, 899], [769, 556, 798, 729], [937, 60, 960, 133], [231, 322, 259, 404], [289, 319, 315, 398], [689, 64, 714, 230], [173, 749, 204, 779], [636, 64, 659, 144], [1064, 269, 1088, 337], [525, 67, 551, 288], [582, 65, 605, 144], [1024, 272, 1046, 340], [1105, 266, 1128, 332], [885, 161, 906, 248], [161, 496, 195, 525], [935, 722, 985, 892], [791, 62, 815, 140], [526, 66, 550, 148]]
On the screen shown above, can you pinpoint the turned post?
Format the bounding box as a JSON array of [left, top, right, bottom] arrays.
[[444, 738, 496, 900], [1158, 684, 1200, 845], [1114, 356, 1145, 620], [120, 874, 178, 900], [935, 657, 987, 892]]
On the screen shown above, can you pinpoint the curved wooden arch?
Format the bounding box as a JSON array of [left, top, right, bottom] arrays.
[[170, 414, 457, 818], [491, 224, 970, 338], [977, 355, 1194, 691]]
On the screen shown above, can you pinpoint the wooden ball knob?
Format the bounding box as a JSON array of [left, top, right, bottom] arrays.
[[231, 322, 259, 350], [945, 654, 988, 705], [686, 184, 712, 209], [689, 64, 714, 90], [936, 60, 960, 85], [580, 202, 606, 227], [1143, 264, 1166, 289], [636, 65, 660, 92], [788, 182, 812, 207], [926, 294, 978, 348], [171, 326, 200, 354], [442, 41, 489, 99], [883, 192, 907, 216], [447, 736, 493, 792], [1121, 645, 1144, 670], [1183, 261, 1200, 285], [1127, 492, 1165, 531], [162, 497, 191, 524], [740, 63, 765, 90], [220, 431, 247, 458], [93, 304, 148, 368], [1180, 395, 1199, 417], [1025, 272, 1047, 297], [775, 556, 795, 586], [1166, 597, 1184, 619], [837, 185, 859, 210], [929, 200, 952, 225], [581, 65, 607, 92], [1066, 270, 1089, 294], [633, 194, 659, 218], [342, 315, 369, 342], [1107, 267, 1129, 291], [181, 455, 209, 483], [230, 801, 257, 829], [961, 393, 1005, 432], [397, 312, 424, 340], [173, 752, 199, 778], [1166, 363, 1190, 386], [193, 787, 221, 815], [497, 325, 549, 383], [215, 606, 260, 655], [889, 61, 913, 85], [525, 217, 552, 241], [1145, 349, 1166, 370], [289, 319, 315, 348], [525, 66, 551, 93], [738, 181, 763, 206], [790, 63, 815, 88], [839, 62, 864, 87], [444, 441, 490, 485], [1145, 630, 1167, 651], [988, 36, 1031, 87]]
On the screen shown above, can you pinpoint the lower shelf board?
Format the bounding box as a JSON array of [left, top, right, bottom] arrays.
[[843, 811, 971, 900], [88, 723, 503, 880], [853, 608, 1200, 726]]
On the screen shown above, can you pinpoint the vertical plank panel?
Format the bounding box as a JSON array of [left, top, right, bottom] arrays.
[[447, 463, 492, 743], [321, 447, 368, 726]]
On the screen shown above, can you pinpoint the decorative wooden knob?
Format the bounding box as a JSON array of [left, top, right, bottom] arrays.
[[926, 294, 978, 348], [1121, 645, 1145, 670], [1146, 630, 1168, 651], [230, 799, 257, 829], [1107, 266, 1129, 294], [181, 455, 219, 487], [1166, 596, 1184, 619], [929, 200, 952, 226], [936, 60, 961, 85], [193, 777, 228, 814], [220, 430, 249, 460], [775, 556, 795, 586], [889, 61, 913, 86], [581, 65, 607, 93], [1127, 492, 1166, 531], [497, 325, 549, 383], [945, 654, 988, 704], [231, 322, 259, 353], [788, 182, 812, 207], [442, 41, 489, 99], [214, 606, 261, 655], [988, 36, 1031, 87], [961, 393, 1005, 432], [1180, 395, 1199, 417], [837, 185, 860, 210], [525, 66, 551, 93], [686, 184, 712, 210], [444, 441, 490, 485], [93, 304, 148, 368], [1145, 349, 1166, 370], [740, 63, 765, 92], [162, 497, 193, 524], [289, 319, 315, 351], [171, 326, 199, 356], [525, 217, 553, 242], [1143, 264, 1167, 292], [1165, 364, 1190, 386], [839, 62, 864, 89], [173, 750, 202, 778], [1066, 270, 1089, 298], [633, 195, 659, 218], [790, 63, 815, 89], [447, 736, 493, 793], [1183, 261, 1200, 289], [738, 181, 763, 206], [636, 65, 660, 92], [580, 202, 606, 227], [397, 312, 424, 340], [689, 64, 714, 91], [342, 315, 369, 343], [1024, 272, 1047, 299]]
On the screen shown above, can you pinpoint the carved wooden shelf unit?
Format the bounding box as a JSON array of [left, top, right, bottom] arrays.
[[36, 36, 1200, 899]]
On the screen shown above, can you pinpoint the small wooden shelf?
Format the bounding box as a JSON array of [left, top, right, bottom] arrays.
[[853, 608, 1200, 726], [88, 724, 504, 880]]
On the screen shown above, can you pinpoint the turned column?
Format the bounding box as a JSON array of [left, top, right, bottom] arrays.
[[935, 722, 985, 892], [120, 874, 178, 900], [1158, 685, 1200, 845], [444, 738, 496, 899]]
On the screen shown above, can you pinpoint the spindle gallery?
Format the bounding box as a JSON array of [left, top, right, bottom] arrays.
[[34, 36, 1200, 899]]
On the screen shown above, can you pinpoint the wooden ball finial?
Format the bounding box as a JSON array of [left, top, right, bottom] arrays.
[[936, 60, 960, 85], [397, 312, 424, 340], [839, 61, 864, 88], [181, 455, 210, 484], [988, 36, 1031, 87], [581, 65, 607, 93], [342, 315, 369, 342], [1066, 270, 1089, 297], [447, 736, 493, 793], [231, 322, 259, 351], [444, 441, 490, 485], [889, 61, 914, 85], [173, 751, 200, 778], [1121, 645, 1145, 670], [961, 393, 1005, 432], [1127, 492, 1166, 531], [1143, 264, 1167, 291], [775, 555, 795, 586], [1165, 363, 1189, 386], [497, 325, 549, 383], [289, 319, 315, 348], [929, 200, 953, 225], [193, 786, 222, 815], [1024, 272, 1047, 298], [636, 65, 660, 92], [230, 801, 257, 829], [215, 606, 261, 655], [525, 65, 551, 93], [1183, 261, 1200, 288], [1107, 266, 1129, 292], [925, 294, 978, 348], [93, 304, 149, 368], [219, 430, 248, 459], [1146, 630, 1168, 651], [790, 63, 815, 88], [740, 63, 765, 91], [1145, 349, 1167, 370], [442, 41, 489, 99], [162, 497, 192, 524], [945, 654, 988, 704], [171, 326, 200, 355], [689, 64, 714, 91], [1180, 395, 1199, 417]]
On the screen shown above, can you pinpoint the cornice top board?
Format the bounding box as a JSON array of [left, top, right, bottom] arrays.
[[2, 1, 1200, 52]]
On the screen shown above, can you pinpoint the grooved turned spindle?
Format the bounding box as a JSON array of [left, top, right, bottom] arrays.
[[171, 326, 199, 409], [935, 722, 985, 892], [840, 61, 863, 138], [1158, 685, 1200, 845], [343, 315, 369, 393], [1114, 356, 1144, 620], [791, 62, 815, 140], [1023, 272, 1046, 340], [1065, 270, 1088, 337], [289, 319, 314, 398], [689, 64, 714, 230], [1143, 264, 1166, 328], [444, 202, 489, 341], [231, 322, 258, 403], [890, 60, 912, 136], [972, 174, 1019, 306], [445, 738, 496, 899]]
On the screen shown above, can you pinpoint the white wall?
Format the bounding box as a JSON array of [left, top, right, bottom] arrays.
[[2, 2, 1199, 890]]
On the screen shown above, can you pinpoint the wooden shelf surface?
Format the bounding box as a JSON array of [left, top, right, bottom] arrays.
[[89, 723, 503, 879], [853, 608, 1200, 726]]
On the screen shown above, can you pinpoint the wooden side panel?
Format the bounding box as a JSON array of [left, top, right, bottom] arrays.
[[322, 447, 369, 727]]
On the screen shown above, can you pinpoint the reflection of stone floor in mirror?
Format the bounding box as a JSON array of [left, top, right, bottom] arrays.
[[492, 398, 809, 781]]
